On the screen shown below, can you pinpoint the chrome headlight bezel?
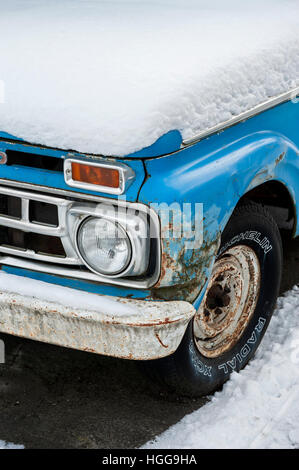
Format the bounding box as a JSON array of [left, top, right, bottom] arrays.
[[68, 202, 151, 279]]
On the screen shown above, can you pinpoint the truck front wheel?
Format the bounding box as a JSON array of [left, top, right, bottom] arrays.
[[146, 202, 283, 397]]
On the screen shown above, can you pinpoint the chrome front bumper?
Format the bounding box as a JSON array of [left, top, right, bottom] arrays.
[[0, 273, 195, 360]]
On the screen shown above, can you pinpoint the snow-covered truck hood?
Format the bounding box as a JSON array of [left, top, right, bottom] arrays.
[[0, 0, 298, 157]]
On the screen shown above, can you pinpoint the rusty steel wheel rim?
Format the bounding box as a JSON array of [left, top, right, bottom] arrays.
[[193, 245, 261, 358]]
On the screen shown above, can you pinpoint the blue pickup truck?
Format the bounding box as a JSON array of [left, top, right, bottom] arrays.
[[0, 87, 298, 396]]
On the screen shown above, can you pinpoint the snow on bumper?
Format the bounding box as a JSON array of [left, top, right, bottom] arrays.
[[0, 274, 195, 360]]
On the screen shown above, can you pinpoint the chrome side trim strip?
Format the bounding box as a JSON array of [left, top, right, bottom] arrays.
[[182, 87, 299, 147]]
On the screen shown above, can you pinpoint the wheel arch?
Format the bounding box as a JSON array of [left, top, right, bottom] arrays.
[[235, 179, 297, 237]]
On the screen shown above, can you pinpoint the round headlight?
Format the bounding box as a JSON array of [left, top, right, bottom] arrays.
[[77, 217, 132, 276]]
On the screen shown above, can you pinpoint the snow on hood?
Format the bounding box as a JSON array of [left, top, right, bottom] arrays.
[[0, 0, 298, 156]]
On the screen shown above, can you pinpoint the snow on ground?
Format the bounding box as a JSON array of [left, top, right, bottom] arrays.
[[0, 440, 23, 449], [0, 0, 298, 156], [144, 285, 299, 449]]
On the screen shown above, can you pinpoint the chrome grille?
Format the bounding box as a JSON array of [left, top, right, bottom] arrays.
[[0, 183, 161, 289], [0, 185, 80, 265]]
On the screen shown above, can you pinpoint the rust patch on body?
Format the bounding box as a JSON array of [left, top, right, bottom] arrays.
[[151, 231, 221, 303], [275, 152, 286, 166]]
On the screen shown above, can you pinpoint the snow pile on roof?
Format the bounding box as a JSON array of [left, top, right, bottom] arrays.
[[144, 286, 299, 449], [0, 0, 298, 156]]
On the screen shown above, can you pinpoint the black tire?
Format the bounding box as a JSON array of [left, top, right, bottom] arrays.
[[144, 202, 283, 397]]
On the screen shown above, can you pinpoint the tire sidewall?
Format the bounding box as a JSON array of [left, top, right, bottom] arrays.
[[175, 206, 282, 396]]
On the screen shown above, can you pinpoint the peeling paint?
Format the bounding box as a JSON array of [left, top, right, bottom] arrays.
[[0, 285, 195, 360]]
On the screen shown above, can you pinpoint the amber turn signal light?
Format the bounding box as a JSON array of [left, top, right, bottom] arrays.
[[71, 162, 120, 189], [64, 158, 135, 195]]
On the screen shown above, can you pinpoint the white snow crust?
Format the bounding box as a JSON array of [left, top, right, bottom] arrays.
[[0, 0, 298, 156]]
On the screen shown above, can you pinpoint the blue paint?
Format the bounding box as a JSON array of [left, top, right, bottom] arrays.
[[139, 98, 299, 303], [0, 131, 22, 141], [0, 140, 145, 202], [2, 265, 151, 300], [0, 98, 298, 306], [125, 130, 182, 158]]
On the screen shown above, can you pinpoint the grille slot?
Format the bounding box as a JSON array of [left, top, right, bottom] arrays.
[[0, 194, 22, 219], [29, 200, 59, 227], [0, 228, 66, 258], [5, 150, 63, 172]]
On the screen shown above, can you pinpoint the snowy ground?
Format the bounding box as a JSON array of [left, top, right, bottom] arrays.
[[144, 285, 299, 449], [0, 440, 23, 449]]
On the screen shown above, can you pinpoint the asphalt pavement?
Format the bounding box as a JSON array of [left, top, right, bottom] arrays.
[[0, 236, 298, 449]]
